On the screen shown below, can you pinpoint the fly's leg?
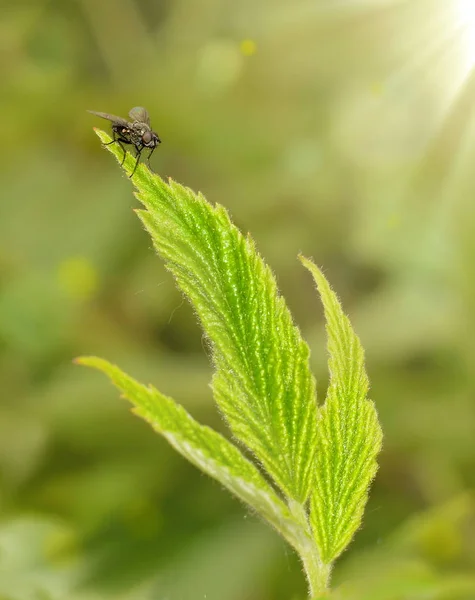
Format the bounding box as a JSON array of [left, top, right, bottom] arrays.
[[130, 147, 142, 178], [117, 140, 127, 165], [103, 129, 119, 147], [103, 131, 128, 165], [146, 147, 155, 171], [103, 129, 117, 146], [116, 136, 131, 166]]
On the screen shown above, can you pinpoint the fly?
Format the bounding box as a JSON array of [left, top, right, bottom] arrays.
[[88, 107, 161, 177]]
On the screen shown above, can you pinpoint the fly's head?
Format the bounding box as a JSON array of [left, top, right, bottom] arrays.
[[131, 122, 161, 149], [141, 129, 161, 148]]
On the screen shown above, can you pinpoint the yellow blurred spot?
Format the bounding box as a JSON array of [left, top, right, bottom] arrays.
[[240, 39, 257, 56], [370, 81, 385, 97], [43, 529, 79, 565], [57, 257, 98, 300], [387, 213, 401, 229], [418, 518, 462, 564], [197, 40, 243, 94]]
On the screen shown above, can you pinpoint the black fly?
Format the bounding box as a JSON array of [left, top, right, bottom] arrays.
[[88, 107, 161, 177]]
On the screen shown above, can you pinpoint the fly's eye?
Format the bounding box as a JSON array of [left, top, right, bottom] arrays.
[[142, 131, 152, 144]]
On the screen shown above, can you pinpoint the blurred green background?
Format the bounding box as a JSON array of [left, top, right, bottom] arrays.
[[2, 0, 475, 598]]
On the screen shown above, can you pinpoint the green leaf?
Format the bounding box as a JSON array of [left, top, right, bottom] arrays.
[[299, 257, 383, 564], [93, 129, 318, 503], [75, 356, 303, 549]]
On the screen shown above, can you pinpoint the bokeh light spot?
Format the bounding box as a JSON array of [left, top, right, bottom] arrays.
[[240, 39, 257, 56], [196, 40, 243, 95], [370, 80, 385, 98], [387, 213, 401, 230], [57, 257, 98, 301], [43, 529, 79, 566]]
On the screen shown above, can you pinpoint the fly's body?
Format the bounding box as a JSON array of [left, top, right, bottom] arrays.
[[88, 107, 161, 177]]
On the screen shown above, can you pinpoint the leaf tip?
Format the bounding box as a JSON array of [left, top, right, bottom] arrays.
[[299, 256, 330, 293], [73, 355, 88, 366], [298, 253, 310, 267], [73, 355, 107, 370], [299, 255, 323, 280], [93, 127, 107, 140]]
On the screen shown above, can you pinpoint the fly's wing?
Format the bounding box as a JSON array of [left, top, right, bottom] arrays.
[[87, 110, 129, 126], [128, 106, 150, 125]]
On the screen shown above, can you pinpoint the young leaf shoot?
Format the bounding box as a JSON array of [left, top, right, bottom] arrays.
[[78, 130, 383, 598]]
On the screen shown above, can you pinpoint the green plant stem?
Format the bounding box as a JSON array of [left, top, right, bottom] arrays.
[[288, 500, 331, 598], [301, 543, 331, 599]]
